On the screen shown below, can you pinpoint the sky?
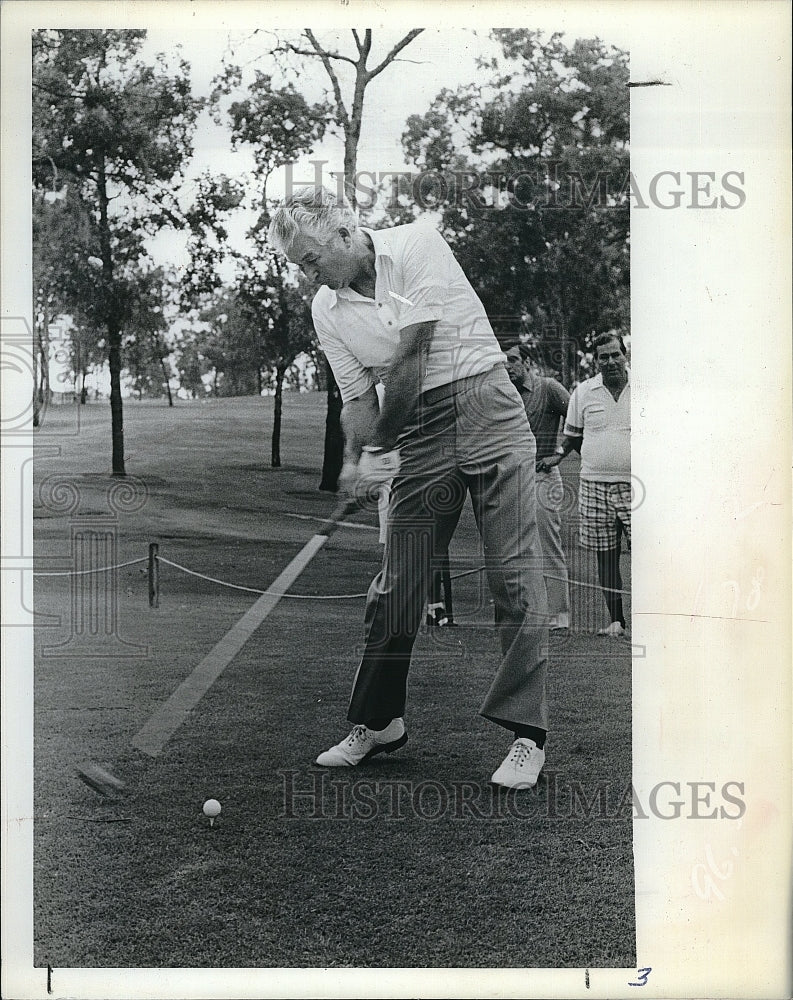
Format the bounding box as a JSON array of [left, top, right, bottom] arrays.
[[138, 24, 631, 270], [53, 21, 633, 394]]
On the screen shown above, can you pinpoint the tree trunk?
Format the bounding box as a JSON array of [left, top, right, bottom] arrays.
[[159, 355, 174, 406], [97, 155, 126, 475], [40, 298, 50, 408], [271, 365, 285, 467], [307, 28, 422, 493], [316, 84, 363, 489], [32, 318, 40, 428], [318, 360, 344, 492], [317, 122, 352, 487], [319, 368, 344, 490], [108, 320, 126, 475]]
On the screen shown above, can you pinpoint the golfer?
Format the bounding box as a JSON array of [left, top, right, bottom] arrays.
[[269, 186, 550, 789]]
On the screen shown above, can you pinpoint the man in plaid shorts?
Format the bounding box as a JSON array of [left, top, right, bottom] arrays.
[[539, 332, 631, 637]]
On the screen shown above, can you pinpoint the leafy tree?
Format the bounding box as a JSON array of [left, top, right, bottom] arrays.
[[68, 320, 104, 404], [211, 68, 329, 465], [399, 29, 629, 384], [32, 29, 238, 473], [173, 328, 209, 399], [197, 293, 261, 398], [122, 268, 177, 404], [32, 173, 101, 421], [235, 256, 315, 466]]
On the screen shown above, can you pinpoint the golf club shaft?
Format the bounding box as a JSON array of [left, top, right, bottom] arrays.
[[318, 495, 359, 538]]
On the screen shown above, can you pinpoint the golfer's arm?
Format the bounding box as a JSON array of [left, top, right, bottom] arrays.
[[369, 321, 434, 451], [341, 384, 380, 464]]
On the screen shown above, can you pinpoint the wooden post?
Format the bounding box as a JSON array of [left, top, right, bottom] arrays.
[[148, 543, 159, 608], [441, 559, 455, 625]]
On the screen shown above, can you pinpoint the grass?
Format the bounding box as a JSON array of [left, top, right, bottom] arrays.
[[33, 392, 635, 969]]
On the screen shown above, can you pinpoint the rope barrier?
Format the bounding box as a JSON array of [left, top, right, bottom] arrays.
[[33, 524, 631, 607], [33, 557, 148, 577], [31, 545, 631, 599], [157, 556, 630, 600], [451, 565, 630, 596], [157, 556, 368, 599], [544, 571, 632, 598]]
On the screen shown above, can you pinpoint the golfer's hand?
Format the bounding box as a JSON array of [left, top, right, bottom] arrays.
[[357, 448, 401, 488], [339, 460, 359, 496]]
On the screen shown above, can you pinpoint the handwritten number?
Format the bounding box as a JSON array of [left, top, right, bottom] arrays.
[[628, 967, 652, 987]]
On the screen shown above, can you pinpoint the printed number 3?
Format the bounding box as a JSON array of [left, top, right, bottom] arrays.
[[629, 967, 652, 987]]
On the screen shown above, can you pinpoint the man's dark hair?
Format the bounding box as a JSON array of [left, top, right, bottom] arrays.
[[592, 331, 627, 355], [517, 343, 533, 363]]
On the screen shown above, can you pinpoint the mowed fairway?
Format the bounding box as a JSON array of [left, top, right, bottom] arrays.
[[33, 393, 635, 969]]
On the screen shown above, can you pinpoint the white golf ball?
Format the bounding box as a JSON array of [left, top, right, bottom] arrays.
[[203, 798, 221, 818]]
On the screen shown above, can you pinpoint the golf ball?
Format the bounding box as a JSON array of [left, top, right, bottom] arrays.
[[203, 798, 221, 818]]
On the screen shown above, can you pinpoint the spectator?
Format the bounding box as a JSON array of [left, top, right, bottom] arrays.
[[539, 332, 631, 637], [504, 345, 571, 630]]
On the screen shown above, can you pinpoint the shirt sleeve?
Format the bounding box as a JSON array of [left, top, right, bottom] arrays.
[[395, 226, 451, 331], [564, 386, 584, 435], [312, 301, 374, 404], [547, 378, 571, 418]]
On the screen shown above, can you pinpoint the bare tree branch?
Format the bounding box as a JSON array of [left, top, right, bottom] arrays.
[[278, 41, 358, 68], [366, 29, 424, 81], [352, 29, 364, 56], [303, 29, 350, 128]]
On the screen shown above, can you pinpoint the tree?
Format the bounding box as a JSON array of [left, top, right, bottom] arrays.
[[123, 268, 176, 404], [399, 29, 629, 384], [32, 29, 232, 473], [214, 68, 329, 465], [69, 320, 104, 404], [235, 255, 315, 466], [173, 328, 208, 399], [268, 29, 425, 490], [32, 171, 100, 421], [197, 294, 260, 397]]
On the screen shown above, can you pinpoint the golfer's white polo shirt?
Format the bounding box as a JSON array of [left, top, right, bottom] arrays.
[[564, 371, 631, 482], [311, 223, 504, 403]]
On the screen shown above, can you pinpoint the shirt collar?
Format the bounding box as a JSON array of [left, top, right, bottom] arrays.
[[327, 227, 391, 309], [522, 370, 539, 394]]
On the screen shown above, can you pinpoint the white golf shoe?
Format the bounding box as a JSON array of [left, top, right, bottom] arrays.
[[315, 719, 407, 767], [490, 738, 545, 790]]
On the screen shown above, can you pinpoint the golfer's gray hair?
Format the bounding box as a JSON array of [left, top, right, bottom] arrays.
[[267, 186, 359, 254]]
